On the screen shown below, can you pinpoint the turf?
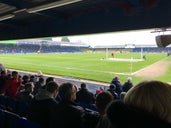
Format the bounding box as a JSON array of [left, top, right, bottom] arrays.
[[0, 52, 170, 84]]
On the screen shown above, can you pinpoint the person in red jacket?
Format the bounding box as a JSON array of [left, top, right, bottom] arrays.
[[1, 71, 22, 97]]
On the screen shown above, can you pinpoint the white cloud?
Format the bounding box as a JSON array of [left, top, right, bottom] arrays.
[[52, 29, 169, 46]]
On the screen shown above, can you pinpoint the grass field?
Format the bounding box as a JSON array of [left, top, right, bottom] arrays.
[[0, 52, 170, 84]]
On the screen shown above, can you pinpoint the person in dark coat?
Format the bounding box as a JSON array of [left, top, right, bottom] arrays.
[[33, 77, 44, 95], [76, 83, 95, 104], [0, 70, 8, 92], [122, 77, 133, 92], [16, 82, 34, 102], [22, 75, 30, 85], [76, 83, 95, 110], [107, 84, 118, 99], [50, 82, 84, 128], [95, 91, 114, 128], [110, 76, 122, 96], [27, 81, 59, 128]]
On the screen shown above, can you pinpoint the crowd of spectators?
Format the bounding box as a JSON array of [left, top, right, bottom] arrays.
[[0, 44, 82, 54], [0, 68, 171, 128]]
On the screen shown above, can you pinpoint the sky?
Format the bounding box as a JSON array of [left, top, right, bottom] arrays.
[[52, 29, 171, 47]]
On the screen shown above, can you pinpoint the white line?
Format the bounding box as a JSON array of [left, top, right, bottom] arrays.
[[104, 58, 144, 62]]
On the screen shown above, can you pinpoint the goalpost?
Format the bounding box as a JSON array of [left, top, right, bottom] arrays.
[[125, 44, 135, 75], [141, 47, 143, 59], [106, 48, 108, 59]]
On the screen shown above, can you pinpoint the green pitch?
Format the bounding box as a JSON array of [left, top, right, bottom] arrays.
[[0, 52, 170, 84]]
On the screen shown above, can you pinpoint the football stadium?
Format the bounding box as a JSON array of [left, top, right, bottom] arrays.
[[0, 39, 171, 85], [1, 1, 171, 128]]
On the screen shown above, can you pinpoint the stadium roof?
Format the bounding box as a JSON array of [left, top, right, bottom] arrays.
[[0, 0, 171, 41]]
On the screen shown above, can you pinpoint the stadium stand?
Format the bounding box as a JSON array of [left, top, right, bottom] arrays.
[[0, 1, 171, 128], [0, 42, 84, 54], [1, 43, 171, 55]]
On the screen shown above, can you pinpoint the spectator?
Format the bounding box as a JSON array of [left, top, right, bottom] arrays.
[[33, 77, 44, 95], [37, 70, 43, 77], [106, 80, 171, 128], [29, 75, 37, 84], [22, 75, 30, 85], [120, 92, 126, 101], [107, 84, 118, 99], [95, 87, 103, 96], [95, 91, 113, 117], [124, 80, 171, 123], [28, 81, 59, 128], [16, 82, 34, 117], [1, 71, 22, 97], [95, 91, 113, 128], [50, 82, 84, 128], [42, 77, 54, 89], [110, 76, 122, 96], [122, 77, 133, 92], [45, 77, 54, 85], [76, 83, 95, 109], [16, 82, 34, 103], [0, 70, 8, 92]]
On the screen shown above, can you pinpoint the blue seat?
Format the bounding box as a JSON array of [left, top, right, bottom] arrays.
[[18, 117, 41, 128], [0, 109, 5, 127], [77, 102, 97, 111], [3, 110, 41, 128], [4, 110, 20, 128]]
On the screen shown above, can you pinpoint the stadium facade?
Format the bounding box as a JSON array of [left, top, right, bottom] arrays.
[[0, 39, 171, 54]]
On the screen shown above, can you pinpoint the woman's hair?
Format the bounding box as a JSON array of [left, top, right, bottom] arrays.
[[124, 80, 171, 123]]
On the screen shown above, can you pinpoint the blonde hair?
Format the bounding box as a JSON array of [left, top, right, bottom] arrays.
[[124, 80, 171, 123]]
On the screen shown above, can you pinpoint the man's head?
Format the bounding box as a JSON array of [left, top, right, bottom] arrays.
[[25, 82, 34, 93], [22, 75, 30, 82], [80, 83, 86, 89], [1, 70, 6, 76], [12, 71, 18, 79], [46, 77, 54, 85], [46, 81, 59, 98], [59, 82, 77, 101], [39, 77, 44, 85], [127, 77, 132, 82], [109, 84, 116, 90]]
